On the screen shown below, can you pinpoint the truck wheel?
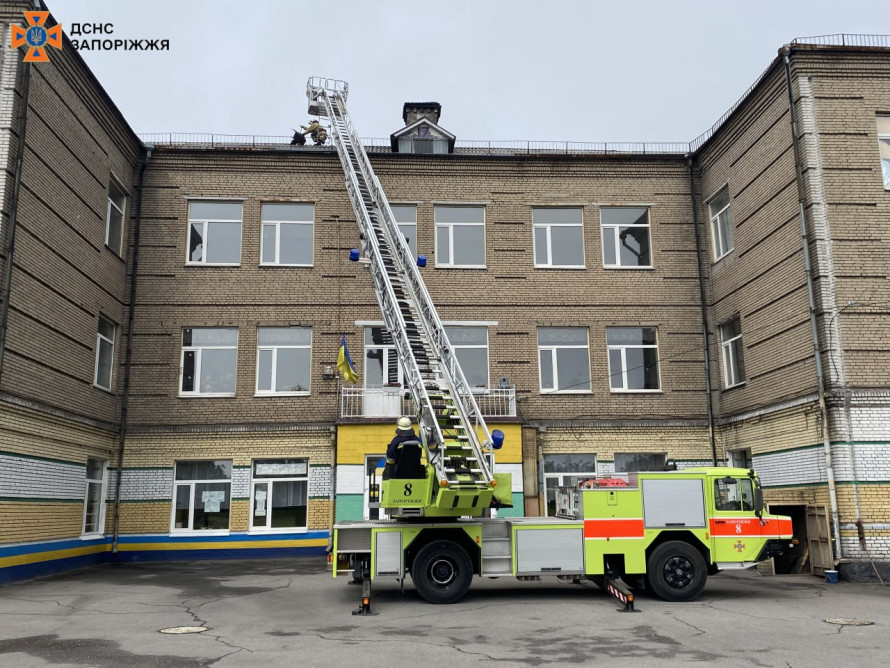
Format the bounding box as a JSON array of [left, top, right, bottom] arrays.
[[646, 541, 707, 602], [411, 540, 473, 604]]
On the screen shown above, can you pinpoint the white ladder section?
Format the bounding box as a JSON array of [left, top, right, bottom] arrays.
[[306, 77, 494, 493]]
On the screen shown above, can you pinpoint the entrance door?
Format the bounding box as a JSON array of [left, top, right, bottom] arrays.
[[806, 505, 833, 576], [364, 455, 388, 520]]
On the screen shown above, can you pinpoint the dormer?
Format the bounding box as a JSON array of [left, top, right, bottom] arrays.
[[391, 102, 455, 154]]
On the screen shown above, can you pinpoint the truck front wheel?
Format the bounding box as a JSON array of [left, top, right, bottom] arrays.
[[646, 541, 707, 602], [411, 540, 473, 604]]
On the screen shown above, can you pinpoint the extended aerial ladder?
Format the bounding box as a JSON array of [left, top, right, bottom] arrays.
[[306, 77, 501, 517]]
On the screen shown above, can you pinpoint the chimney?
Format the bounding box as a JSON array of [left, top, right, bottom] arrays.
[[402, 102, 442, 126]]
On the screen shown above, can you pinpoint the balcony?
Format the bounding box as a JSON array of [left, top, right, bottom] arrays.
[[340, 387, 516, 419]]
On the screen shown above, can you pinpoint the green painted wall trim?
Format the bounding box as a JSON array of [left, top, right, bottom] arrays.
[[0, 450, 85, 467], [310, 464, 331, 468], [309, 495, 330, 500], [335, 494, 364, 522], [0, 496, 82, 503]]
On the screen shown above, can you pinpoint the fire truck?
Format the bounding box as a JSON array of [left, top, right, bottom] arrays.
[[306, 77, 793, 608]]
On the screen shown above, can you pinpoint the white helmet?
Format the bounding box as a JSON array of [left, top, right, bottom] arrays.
[[397, 416, 412, 430]]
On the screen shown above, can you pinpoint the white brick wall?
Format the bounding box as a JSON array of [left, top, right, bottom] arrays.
[[755, 447, 826, 487], [0, 25, 19, 238], [0, 453, 85, 500], [309, 465, 332, 497], [117, 468, 173, 501]]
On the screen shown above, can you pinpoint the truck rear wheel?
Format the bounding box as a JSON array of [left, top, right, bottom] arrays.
[[646, 541, 707, 602], [411, 540, 473, 604]]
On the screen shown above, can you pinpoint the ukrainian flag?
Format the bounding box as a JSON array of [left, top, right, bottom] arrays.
[[337, 335, 359, 384]]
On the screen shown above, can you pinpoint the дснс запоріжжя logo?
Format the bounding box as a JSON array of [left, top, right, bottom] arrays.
[[11, 11, 62, 63]]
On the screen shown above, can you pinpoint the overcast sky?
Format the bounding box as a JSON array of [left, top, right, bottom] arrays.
[[45, 0, 890, 144]]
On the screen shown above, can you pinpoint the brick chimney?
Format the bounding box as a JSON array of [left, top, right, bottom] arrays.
[[402, 102, 442, 126]]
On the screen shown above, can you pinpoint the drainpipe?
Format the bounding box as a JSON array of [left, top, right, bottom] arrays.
[[688, 158, 718, 466], [782, 47, 842, 561], [111, 145, 152, 553], [0, 54, 34, 383]]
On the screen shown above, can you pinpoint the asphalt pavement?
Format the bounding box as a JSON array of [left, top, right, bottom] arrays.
[[0, 558, 887, 667]]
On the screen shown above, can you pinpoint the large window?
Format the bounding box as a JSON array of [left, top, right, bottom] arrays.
[[543, 453, 597, 516], [601, 207, 652, 268], [364, 327, 401, 388], [538, 327, 590, 393], [607, 327, 660, 392], [180, 328, 238, 396], [435, 205, 485, 267], [615, 452, 667, 473], [256, 327, 311, 395], [172, 460, 232, 532], [250, 459, 308, 531], [720, 316, 746, 388], [708, 187, 733, 261], [444, 326, 489, 389], [533, 207, 584, 268], [94, 315, 116, 392], [391, 205, 417, 258], [187, 201, 242, 265], [106, 180, 126, 256], [261, 202, 314, 266], [82, 458, 107, 535], [878, 116, 890, 190]]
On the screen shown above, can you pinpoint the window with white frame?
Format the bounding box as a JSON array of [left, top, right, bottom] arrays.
[[607, 327, 660, 391], [261, 202, 314, 266], [543, 453, 597, 517], [106, 180, 126, 256], [391, 205, 417, 258], [538, 327, 591, 392], [601, 207, 652, 268], [533, 207, 584, 268], [180, 328, 238, 396], [878, 116, 890, 190], [187, 200, 242, 265], [94, 315, 116, 392], [435, 205, 485, 267], [444, 326, 489, 389], [364, 327, 402, 388], [614, 452, 667, 473], [256, 327, 311, 395], [82, 458, 107, 535], [720, 316, 746, 388], [708, 187, 733, 261], [172, 460, 232, 532], [250, 459, 308, 531]]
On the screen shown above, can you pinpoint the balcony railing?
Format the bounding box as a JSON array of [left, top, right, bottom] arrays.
[[340, 387, 516, 419]]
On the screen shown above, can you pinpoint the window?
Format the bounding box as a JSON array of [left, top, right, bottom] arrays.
[[601, 207, 652, 268], [391, 205, 417, 258], [94, 315, 116, 391], [82, 458, 107, 535], [533, 207, 584, 268], [106, 180, 126, 256], [878, 116, 890, 190], [444, 326, 489, 389], [708, 187, 733, 261], [250, 459, 308, 531], [172, 460, 232, 532], [180, 328, 238, 396], [256, 327, 311, 395], [364, 327, 401, 388], [435, 205, 485, 267], [714, 476, 755, 512], [615, 452, 667, 473], [538, 327, 591, 393], [607, 327, 660, 391], [728, 448, 752, 469], [543, 453, 597, 516], [187, 200, 242, 265], [720, 316, 746, 388], [261, 202, 314, 266]]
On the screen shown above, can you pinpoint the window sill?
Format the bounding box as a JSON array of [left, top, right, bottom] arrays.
[[92, 383, 114, 394], [534, 265, 587, 270], [104, 244, 125, 262], [434, 265, 487, 270], [178, 393, 237, 398], [254, 392, 310, 397], [722, 381, 746, 391], [247, 528, 309, 535], [259, 263, 314, 268], [80, 532, 106, 540], [170, 529, 230, 537], [602, 265, 655, 270], [184, 263, 242, 267], [609, 389, 663, 394], [712, 250, 734, 264], [539, 389, 593, 395]]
